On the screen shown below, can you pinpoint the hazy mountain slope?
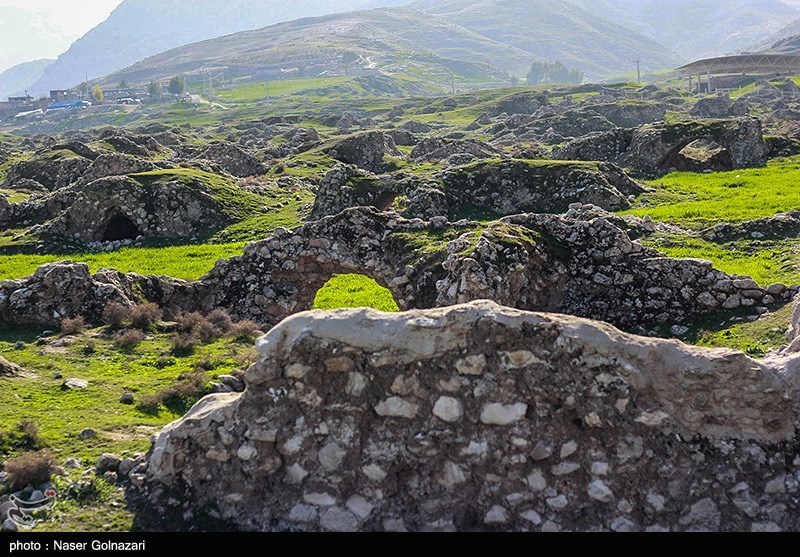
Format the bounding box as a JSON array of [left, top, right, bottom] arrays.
[[763, 18, 800, 48], [26, 0, 412, 95], [0, 59, 54, 99], [760, 35, 800, 55], [568, 0, 798, 60], [414, 0, 684, 79], [99, 8, 533, 90]]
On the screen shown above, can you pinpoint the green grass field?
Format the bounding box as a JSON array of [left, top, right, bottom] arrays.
[[644, 235, 800, 286], [0, 324, 257, 531], [0, 243, 245, 281], [216, 77, 356, 102], [624, 158, 800, 230], [313, 274, 400, 312]]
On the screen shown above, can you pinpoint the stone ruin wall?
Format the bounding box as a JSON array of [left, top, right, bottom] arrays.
[[129, 301, 800, 532]]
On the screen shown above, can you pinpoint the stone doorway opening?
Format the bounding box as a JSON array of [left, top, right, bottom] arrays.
[[102, 214, 141, 242]]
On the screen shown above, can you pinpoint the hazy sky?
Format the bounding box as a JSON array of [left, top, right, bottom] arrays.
[[0, 0, 123, 73]]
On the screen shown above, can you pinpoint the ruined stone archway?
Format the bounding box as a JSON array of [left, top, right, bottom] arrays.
[[102, 213, 141, 242]]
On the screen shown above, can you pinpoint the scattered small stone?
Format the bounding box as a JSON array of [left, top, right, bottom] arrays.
[[78, 428, 96, 440], [62, 378, 88, 390], [95, 453, 122, 474], [119, 393, 134, 404]]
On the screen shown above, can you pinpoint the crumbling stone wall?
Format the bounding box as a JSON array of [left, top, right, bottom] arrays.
[[132, 301, 800, 532], [2, 208, 792, 333]]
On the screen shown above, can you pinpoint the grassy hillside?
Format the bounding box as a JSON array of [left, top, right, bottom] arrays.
[[415, 0, 684, 79], [99, 8, 530, 92]]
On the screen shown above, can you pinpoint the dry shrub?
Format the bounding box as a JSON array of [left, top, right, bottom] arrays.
[[82, 340, 96, 355], [102, 302, 131, 328], [207, 308, 234, 335], [176, 312, 218, 342], [230, 320, 262, 342], [136, 368, 209, 415], [60, 316, 86, 335], [114, 329, 146, 350], [130, 303, 162, 330], [3, 450, 56, 491], [170, 332, 197, 356], [135, 393, 161, 415]]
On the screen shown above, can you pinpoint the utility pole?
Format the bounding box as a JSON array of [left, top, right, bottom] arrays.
[[265, 80, 270, 104], [634, 60, 641, 84]]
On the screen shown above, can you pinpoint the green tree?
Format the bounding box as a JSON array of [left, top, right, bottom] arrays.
[[167, 76, 186, 96], [119, 80, 129, 90], [526, 61, 584, 86], [78, 82, 89, 98], [148, 81, 162, 97], [92, 86, 104, 103]]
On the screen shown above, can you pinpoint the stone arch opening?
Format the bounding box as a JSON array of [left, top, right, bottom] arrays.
[[102, 214, 141, 242], [312, 273, 400, 313], [659, 135, 734, 173], [373, 191, 400, 212]]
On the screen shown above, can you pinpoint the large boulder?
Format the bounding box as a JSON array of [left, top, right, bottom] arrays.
[[137, 300, 800, 532]]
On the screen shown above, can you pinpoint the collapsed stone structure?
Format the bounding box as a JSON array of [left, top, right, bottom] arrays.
[[310, 160, 643, 221], [193, 142, 269, 178], [703, 212, 800, 242], [554, 117, 769, 175], [131, 301, 800, 532], [4, 174, 232, 244], [322, 131, 402, 173], [0, 208, 793, 332]]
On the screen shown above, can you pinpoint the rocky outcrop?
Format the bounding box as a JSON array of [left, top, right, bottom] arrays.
[[194, 142, 268, 178], [76, 153, 160, 185], [322, 132, 401, 173], [3, 150, 91, 192], [134, 301, 800, 532], [690, 95, 748, 119], [584, 102, 668, 128], [0, 261, 196, 327], [98, 128, 163, 157], [554, 118, 769, 175]]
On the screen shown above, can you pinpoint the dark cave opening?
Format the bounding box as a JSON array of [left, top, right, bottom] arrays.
[[102, 214, 141, 242]]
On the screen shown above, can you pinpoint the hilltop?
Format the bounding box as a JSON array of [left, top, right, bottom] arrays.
[[98, 8, 529, 94], [25, 0, 411, 96], [100, 2, 681, 91]]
